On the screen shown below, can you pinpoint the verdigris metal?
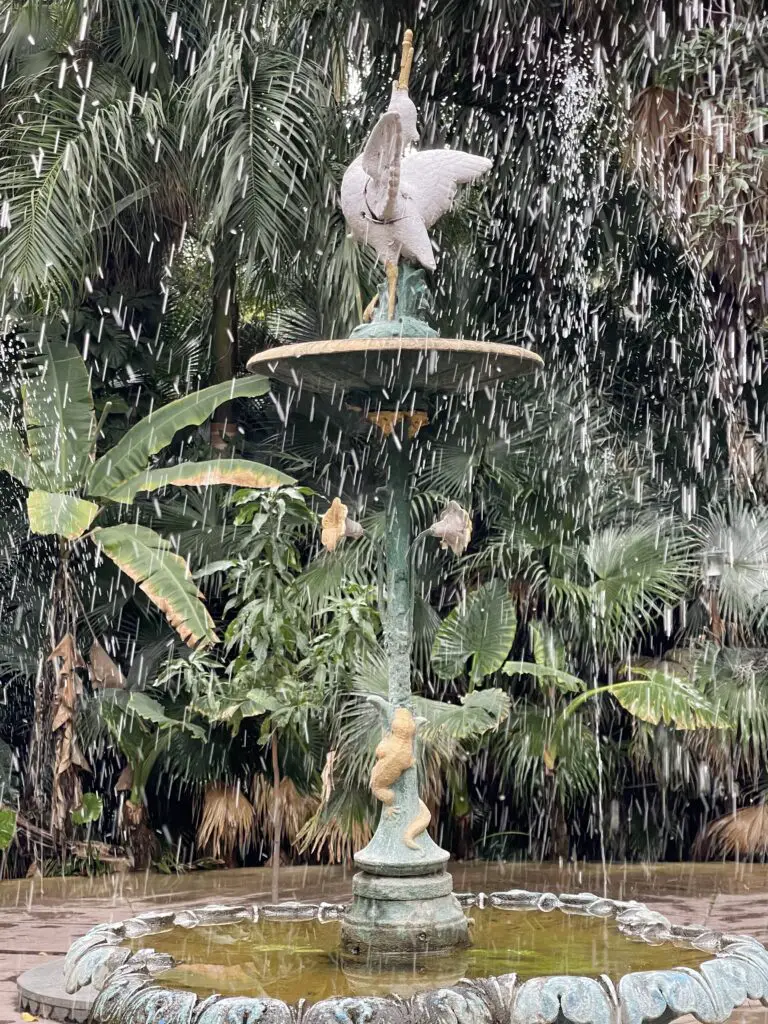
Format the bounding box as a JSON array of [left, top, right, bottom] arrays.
[[22, 889, 768, 1024], [195, 994, 293, 1024], [350, 267, 438, 340], [248, 29, 538, 956], [340, 441, 468, 956], [513, 977, 615, 1024]]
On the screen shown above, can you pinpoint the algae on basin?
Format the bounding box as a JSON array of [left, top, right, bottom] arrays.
[[130, 908, 706, 1003]]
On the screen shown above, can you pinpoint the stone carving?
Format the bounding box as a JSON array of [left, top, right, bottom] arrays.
[[27, 891, 768, 1024], [340, 31, 491, 323], [304, 996, 408, 1024], [411, 983, 495, 1024], [63, 929, 122, 979], [64, 946, 131, 994], [370, 706, 430, 851], [195, 994, 292, 1024], [261, 901, 319, 919]]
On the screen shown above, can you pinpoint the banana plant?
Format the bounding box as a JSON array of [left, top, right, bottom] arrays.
[[0, 332, 291, 837]]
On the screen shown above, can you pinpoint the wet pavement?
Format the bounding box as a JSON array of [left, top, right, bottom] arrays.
[[3, 860, 768, 1023]]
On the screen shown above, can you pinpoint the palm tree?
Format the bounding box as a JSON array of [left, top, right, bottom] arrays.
[[0, 0, 187, 304], [176, 4, 328, 444], [0, 326, 290, 841], [0, 0, 329, 426]]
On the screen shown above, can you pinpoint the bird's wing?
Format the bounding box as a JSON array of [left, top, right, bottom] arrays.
[[401, 151, 492, 228], [361, 111, 402, 221]]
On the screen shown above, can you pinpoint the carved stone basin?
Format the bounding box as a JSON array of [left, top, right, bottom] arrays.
[[246, 338, 542, 401], [20, 890, 768, 1024]]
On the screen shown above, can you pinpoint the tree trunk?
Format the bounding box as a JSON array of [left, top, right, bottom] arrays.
[[23, 545, 70, 846], [48, 549, 90, 851], [23, 656, 56, 836], [123, 800, 157, 871], [550, 801, 569, 862], [210, 242, 239, 450], [271, 733, 282, 903]]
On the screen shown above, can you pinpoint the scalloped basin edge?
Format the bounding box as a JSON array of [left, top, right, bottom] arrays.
[[18, 889, 768, 1024]]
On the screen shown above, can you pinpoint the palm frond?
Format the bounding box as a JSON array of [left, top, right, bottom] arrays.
[[197, 783, 255, 860]]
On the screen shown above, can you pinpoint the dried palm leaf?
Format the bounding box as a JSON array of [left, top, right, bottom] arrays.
[[297, 789, 374, 864], [197, 784, 255, 861], [251, 776, 318, 845], [696, 804, 768, 860], [629, 85, 768, 310], [89, 640, 127, 689], [49, 633, 90, 836]]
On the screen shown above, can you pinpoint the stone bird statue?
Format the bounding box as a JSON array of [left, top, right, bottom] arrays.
[[340, 30, 492, 321]]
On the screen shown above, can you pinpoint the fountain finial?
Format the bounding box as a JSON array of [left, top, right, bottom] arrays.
[[397, 29, 414, 90]]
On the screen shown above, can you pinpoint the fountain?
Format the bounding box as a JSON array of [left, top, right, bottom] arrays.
[[245, 28, 542, 962], [19, 26, 768, 1024]]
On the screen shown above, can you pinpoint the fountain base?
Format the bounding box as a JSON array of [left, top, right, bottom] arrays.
[[340, 871, 469, 958]]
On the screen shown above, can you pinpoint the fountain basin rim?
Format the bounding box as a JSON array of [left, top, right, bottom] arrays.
[[32, 888, 768, 1024], [247, 337, 543, 397]]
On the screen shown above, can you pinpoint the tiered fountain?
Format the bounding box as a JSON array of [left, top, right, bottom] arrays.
[[245, 28, 542, 961], [20, 27, 768, 1024]]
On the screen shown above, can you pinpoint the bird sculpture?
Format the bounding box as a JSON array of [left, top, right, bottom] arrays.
[[340, 30, 492, 322]]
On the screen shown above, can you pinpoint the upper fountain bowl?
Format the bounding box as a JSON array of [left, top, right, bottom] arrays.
[[246, 337, 542, 402]]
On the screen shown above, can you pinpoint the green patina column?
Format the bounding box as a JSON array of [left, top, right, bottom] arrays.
[[383, 439, 413, 710], [340, 431, 469, 961]]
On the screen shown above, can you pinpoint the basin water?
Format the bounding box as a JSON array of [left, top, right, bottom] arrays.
[[128, 907, 707, 1002]]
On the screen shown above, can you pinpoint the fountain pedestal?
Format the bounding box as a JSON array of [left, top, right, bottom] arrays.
[[338, 436, 468, 958], [248, 310, 542, 962]]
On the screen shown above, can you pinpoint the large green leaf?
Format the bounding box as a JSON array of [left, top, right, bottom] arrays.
[[107, 458, 293, 503], [127, 692, 205, 739], [196, 686, 280, 735], [0, 429, 44, 489], [566, 668, 729, 730], [502, 660, 584, 694], [431, 581, 517, 683], [350, 649, 509, 740], [503, 621, 583, 693], [21, 339, 95, 490], [71, 792, 103, 826], [418, 688, 511, 741], [26, 490, 99, 539], [529, 622, 566, 671], [87, 377, 272, 498], [0, 808, 16, 851], [93, 524, 217, 648]]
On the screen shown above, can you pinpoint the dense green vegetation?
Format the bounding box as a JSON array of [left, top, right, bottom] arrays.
[[0, 0, 767, 877]]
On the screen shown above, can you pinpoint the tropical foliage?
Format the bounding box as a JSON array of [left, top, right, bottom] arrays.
[[0, 0, 766, 876]]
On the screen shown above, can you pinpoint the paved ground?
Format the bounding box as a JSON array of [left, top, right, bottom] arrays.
[[3, 860, 768, 1023]]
